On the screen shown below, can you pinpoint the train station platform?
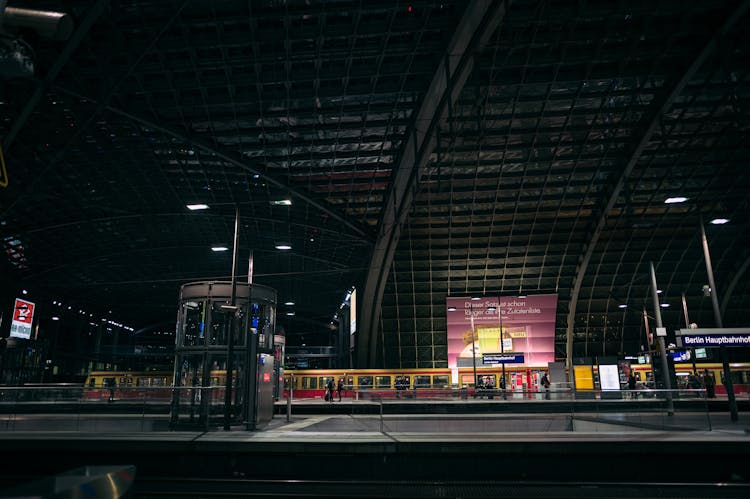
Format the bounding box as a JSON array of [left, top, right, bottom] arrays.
[[1, 398, 749, 498]]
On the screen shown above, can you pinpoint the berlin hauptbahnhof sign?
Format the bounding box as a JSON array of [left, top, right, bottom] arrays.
[[676, 328, 750, 348]]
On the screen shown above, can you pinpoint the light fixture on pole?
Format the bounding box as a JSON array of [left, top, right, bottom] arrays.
[[700, 217, 738, 421], [469, 301, 478, 397], [224, 205, 240, 431], [487, 304, 507, 400]]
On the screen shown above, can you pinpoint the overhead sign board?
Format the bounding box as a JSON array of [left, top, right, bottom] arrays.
[[676, 328, 750, 348], [10, 298, 35, 339], [482, 353, 524, 364]]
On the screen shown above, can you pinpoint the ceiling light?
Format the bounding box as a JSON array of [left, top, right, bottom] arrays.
[[186, 204, 209, 210], [710, 218, 729, 225], [471, 297, 481, 301], [447, 306, 457, 312], [286, 311, 295, 316], [21, 289, 28, 295], [271, 199, 292, 206], [618, 304, 627, 309], [664, 197, 688, 204], [52, 316, 59, 321], [211, 246, 228, 252], [660, 303, 670, 308], [284, 301, 295, 306], [275, 243, 292, 250], [657, 289, 663, 294]]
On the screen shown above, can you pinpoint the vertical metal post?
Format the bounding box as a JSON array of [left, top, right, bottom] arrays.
[[681, 292, 697, 376], [247, 249, 254, 284], [700, 220, 738, 421], [498, 304, 507, 399], [223, 206, 240, 431], [469, 303, 477, 397], [649, 262, 674, 416]]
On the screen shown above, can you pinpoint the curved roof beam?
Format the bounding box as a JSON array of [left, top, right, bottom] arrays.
[[565, 0, 750, 371], [53, 86, 373, 243], [720, 253, 750, 320], [357, 0, 509, 367]]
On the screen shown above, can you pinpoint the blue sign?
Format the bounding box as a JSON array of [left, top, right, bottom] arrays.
[[671, 350, 691, 362], [482, 353, 524, 364], [676, 328, 750, 348], [681, 333, 750, 347]]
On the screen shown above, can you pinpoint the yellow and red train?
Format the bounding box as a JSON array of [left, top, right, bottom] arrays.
[[81, 362, 750, 400]]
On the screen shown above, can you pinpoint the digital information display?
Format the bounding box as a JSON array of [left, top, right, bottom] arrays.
[[598, 364, 620, 390]]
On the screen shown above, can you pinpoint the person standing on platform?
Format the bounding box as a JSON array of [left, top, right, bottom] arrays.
[[326, 378, 335, 403], [337, 378, 344, 402], [703, 369, 715, 398], [541, 372, 551, 400], [628, 372, 637, 399]]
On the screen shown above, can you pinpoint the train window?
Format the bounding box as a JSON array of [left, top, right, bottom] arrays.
[[414, 375, 431, 388], [479, 374, 496, 387], [358, 376, 373, 389], [433, 375, 449, 387], [301, 377, 317, 389], [728, 371, 750, 385], [375, 376, 391, 388], [88, 378, 96, 388], [320, 376, 334, 389]]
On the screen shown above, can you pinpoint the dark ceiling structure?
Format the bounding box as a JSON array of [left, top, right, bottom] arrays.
[[1, 0, 749, 368]]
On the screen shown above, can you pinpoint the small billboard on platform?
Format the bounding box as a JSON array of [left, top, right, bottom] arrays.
[[10, 298, 35, 339]]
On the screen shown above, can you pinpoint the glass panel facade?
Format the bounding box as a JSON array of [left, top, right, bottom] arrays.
[[183, 300, 206, 347]]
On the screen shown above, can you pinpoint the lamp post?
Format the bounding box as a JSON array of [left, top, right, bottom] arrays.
[[649, 262, 674, 416], [487, 305, 507, 400], [469, 301, 477, 397], [699, 218, 738, 422], [681, 292, 698, 376], [223, 205, 240, 431]]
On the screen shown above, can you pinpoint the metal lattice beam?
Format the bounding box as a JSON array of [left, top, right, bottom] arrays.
[[564, 0, 750, 372], [357, 0, 509, 367]]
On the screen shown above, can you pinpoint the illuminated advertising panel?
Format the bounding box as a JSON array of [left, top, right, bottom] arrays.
[[350, 288, 356, 335], [598, 364, 620, 390], [10, 298, 35, 339], [446, 294, 557, 368], [573, 365, 594, 390]]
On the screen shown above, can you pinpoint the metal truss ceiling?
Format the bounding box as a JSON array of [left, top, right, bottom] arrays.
[[1, 0, 748, 367]]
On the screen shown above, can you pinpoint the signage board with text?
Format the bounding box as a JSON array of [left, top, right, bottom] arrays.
[[10, 298, 35, 339]]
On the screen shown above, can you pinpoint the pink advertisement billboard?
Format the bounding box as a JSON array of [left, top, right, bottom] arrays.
[[446, 294, 558, 368]]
